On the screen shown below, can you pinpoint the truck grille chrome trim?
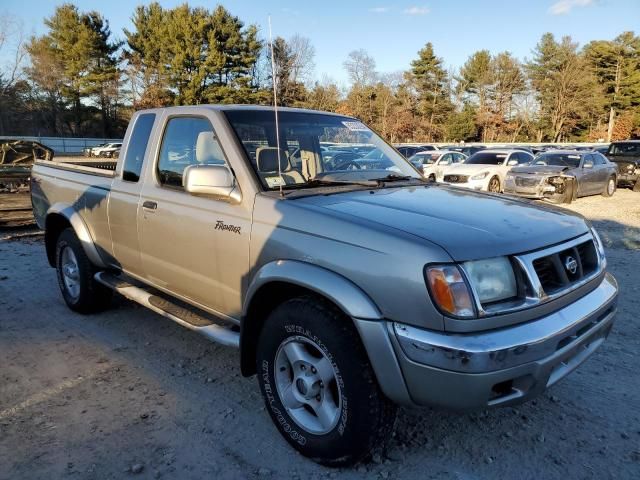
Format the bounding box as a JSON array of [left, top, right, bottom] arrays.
[[462, 233, 604, 317]]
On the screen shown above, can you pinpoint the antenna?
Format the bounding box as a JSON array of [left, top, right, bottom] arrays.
[[268, 15, 284, 197]]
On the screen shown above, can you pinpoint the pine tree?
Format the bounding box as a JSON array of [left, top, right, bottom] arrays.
[[585, 32, 640, 141], [409, 43, 452, 141], [527, 33, 601, 141]]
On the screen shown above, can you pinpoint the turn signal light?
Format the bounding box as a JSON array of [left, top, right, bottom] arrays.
[[426, 265, 475, 318]]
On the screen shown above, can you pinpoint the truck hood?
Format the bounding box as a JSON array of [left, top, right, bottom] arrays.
[[510, 165, 570, 175], [297, 185, 589, 261]]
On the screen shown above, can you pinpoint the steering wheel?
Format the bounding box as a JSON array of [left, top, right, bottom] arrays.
[[335, 160, 362, 170]]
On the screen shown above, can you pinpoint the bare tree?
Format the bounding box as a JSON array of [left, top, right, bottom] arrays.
[[343, 49, 377, 87], [288, 34, 315, 86], [0, 15, 27, 94]]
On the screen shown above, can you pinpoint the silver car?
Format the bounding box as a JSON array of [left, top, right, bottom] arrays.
[[505, 150, 618, 203]]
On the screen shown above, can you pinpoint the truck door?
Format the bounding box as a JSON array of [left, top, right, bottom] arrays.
[[138, 113, 251, 317], [108, 112, 157, 276]]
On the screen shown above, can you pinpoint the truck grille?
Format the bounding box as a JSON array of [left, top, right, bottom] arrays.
[[532, 240, 598, 294], [515, 176, 541, 187], [470, 233, 603, 317], [443, 174, 469, 183]]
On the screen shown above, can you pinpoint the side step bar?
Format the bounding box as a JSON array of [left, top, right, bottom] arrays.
[[95, 272, 240, 348]]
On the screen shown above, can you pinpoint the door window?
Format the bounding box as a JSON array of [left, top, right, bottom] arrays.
[[157, 116, 227, 188]]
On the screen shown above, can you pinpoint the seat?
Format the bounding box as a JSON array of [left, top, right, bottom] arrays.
[[256, 147, 305, 185], [195, 131, 226, 165]]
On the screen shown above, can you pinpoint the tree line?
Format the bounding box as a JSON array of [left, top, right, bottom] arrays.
[[0, 2, 639, 143]]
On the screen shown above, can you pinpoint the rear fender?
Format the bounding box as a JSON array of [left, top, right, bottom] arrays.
[[45, 202, 107, 268]]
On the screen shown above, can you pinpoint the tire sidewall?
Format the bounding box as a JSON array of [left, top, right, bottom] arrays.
[[55, 230, 90, 310], [488, 176, 500, 193], [256, 299, 382, 464]]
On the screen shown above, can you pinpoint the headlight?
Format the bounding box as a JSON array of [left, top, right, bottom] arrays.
[[471, 172, 489, 180], [425, 265, 475, 318], [462, 257, 517, 304], [548, 176, 565, 185]]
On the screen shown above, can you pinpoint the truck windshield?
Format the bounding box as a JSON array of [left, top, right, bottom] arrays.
[[608, 143, 640, 156], [223, 109, 420, 190]]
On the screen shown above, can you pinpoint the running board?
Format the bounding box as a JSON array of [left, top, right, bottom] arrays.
[[94, 272, 239, 348]]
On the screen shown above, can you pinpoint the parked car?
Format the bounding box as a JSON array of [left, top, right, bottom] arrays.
[[605, 140, 640, 191], [31, 105, 617, 466], [408, 150, 467, 179], [439, 149, 534, 192], [504, 150, 618, 203], [440, 145, 486, 157], [82, 144, 103, 157], [92, 142, 122, 157], [395, 144, 438, 158], [590, 144, 610, 154]]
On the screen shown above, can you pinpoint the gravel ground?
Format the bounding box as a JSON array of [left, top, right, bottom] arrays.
[[0, 191, 639, 480]]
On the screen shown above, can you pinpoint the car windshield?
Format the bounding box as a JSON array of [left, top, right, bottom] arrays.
[[533, 153, 581, 168], [608, 143, 640, 156], [224, 110, 420, 190], [464, 151, 508, 165]]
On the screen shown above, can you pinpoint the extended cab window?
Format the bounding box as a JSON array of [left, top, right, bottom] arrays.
[[157, 116, 227, 188], [122, 113, 155, 182]]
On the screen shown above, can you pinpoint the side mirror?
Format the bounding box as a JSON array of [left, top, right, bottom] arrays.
[[507, 159, 519, 166], [583, 160, 594, 169], [183, 164, 241, 203]]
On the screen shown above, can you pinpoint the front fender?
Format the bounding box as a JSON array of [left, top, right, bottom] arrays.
[[46, 202, 107, 268], [244, 260, 382, 320]]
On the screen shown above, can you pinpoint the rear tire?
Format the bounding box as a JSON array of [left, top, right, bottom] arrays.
[[602, 176, 616, 197], [256, 295, 397, 466], [55, 228, 112, 313]]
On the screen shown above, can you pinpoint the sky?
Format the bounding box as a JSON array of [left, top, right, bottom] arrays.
[[2, 0, 639, 86]]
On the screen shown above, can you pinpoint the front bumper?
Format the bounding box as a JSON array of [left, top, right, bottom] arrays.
[[359, 273, 617, 410], [504, 177, 551, 198], [441, 177, 488, 191], [617, 172, 639, 184]]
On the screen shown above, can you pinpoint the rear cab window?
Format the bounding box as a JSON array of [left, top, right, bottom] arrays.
[[122, 113, 156, 182]]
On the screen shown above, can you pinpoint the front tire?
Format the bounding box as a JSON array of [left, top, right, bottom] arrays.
[[256, 296, 397, 466], [55, 228, 112, 313], [488, 176, 501, 193], [602, 176, 616, 197]]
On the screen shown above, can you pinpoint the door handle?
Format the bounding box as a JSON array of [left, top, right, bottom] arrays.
[[142, 200, 157, 210]]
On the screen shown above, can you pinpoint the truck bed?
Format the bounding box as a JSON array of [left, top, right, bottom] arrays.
[[35, 157, 117, 177]]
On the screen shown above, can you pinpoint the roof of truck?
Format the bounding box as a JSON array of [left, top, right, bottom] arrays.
[[136, 104, 353, 118]]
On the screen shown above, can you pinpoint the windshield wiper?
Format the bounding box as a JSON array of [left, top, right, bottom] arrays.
[[302, 178, 379, 187]]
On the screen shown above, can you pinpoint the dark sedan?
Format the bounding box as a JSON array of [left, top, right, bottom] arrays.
[[504, 150, 617, 203]]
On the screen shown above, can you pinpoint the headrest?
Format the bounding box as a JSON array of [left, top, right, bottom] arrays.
[[256, 147, 290, 172], [196, 131, 225, 164]]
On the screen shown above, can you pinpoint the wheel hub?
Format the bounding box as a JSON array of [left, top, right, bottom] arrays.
[[60, 246, 80, 300], [274, 336, 341, 435]]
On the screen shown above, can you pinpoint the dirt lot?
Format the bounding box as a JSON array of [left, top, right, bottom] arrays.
[[0, 190, 639, 480]]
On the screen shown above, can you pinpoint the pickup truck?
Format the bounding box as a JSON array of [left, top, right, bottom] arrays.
[[605, 140, 640, 191], [31, 105, 618, 466]]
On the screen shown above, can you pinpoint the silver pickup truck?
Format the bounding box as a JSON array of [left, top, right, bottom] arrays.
[[31, 106, 618, 466]]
